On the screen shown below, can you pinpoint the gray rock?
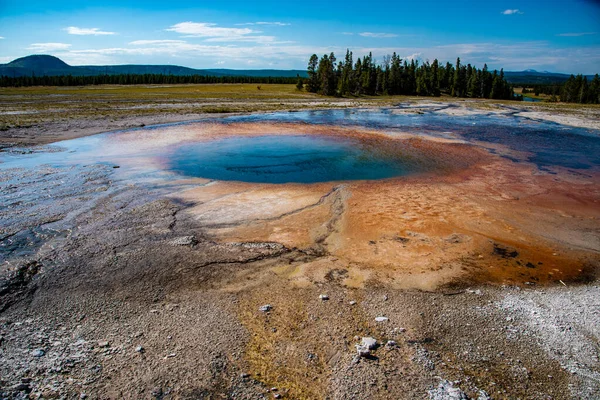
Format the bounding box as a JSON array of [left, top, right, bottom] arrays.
[[477, 390, 491, 400], [135, 345, 144, 353], [259, 304, 273, 312], [31, 349, 45, 357], [355, 345, 371, 358], [169, 236, 198, 246], [361, 337, 377, 350], [356, 337, 378, 357], [319, 294, 329, 301], [428, 380, 468, 400]]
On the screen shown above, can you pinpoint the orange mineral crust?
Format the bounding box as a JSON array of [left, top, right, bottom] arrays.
[[167, 122, 600, 290]]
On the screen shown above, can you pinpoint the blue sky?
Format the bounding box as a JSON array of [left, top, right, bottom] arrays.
[[0, 0, 599, 73]]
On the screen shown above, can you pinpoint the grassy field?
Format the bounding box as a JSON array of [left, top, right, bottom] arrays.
[[513, 86, 554, 101], [1, 83, 598, 131], [0, 84, 322, 128]]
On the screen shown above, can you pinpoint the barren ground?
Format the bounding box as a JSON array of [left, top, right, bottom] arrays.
[[1, 85, 599, 399]]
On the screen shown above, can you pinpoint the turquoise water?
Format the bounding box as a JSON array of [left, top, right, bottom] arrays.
[[167, 135, 424, 183], [1, 107, 599, 185]]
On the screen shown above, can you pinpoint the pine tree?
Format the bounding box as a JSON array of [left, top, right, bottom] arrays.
[[296, 75, 304, 91], [590, 74, 600, 104], [452, 58, 462, 97], [430, 59, 440, 96], [306, 54, 319, 93]]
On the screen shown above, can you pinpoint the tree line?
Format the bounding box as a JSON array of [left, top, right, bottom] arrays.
[[523, 74, 600, 104], [301, 50, 517, 100], [0, 73, 298, 87]]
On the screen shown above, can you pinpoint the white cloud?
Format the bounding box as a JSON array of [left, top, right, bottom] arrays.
[[165, 22, 291, 44], [166, 22, 254, 38], [129, 40, 187, 45], [502, 9, 523, 15], [216, 61, 225, 65], [557, 32, 596, 37], [0, 36, 4, 39], [204, 35, 287, 44], [340, 32, 354, 36], [359, 32, 398, 38], [27, 42, 72, 52], [64, 27, 116, 36], [237, 22, 290, 26], [404, 52, 422, 61], [50, 40, 600, 74]]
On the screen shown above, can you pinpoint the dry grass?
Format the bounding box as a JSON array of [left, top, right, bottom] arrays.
[[1, 83, 598, 128]]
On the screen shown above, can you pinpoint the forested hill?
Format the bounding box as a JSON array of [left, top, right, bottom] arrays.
[[0, 55, 308, 78], [504, 70, 595, 85], [2, 55, 594, 84]]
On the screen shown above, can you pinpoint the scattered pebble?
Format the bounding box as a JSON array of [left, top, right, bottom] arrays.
[[356, 337, 378, 358], [375, 316, 389, 322], [319, 294, 329, 301], [97, 340, 110, 348], [259, 304, 273, 312], [31, 349, 45, 357], [349, 300, 357, 305], [135, 346, 144, 353], [169, 235, 198, 246]]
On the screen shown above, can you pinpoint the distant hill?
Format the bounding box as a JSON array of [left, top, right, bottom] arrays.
[[0, 55, 308, 78], [1, 55, 595, 84], [504, 70, 596, 85]]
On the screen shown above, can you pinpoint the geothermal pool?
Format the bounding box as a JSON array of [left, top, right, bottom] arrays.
[[1, 106, 599, 287], [167, 134, 433, 184], [1, 107, 599, 184]]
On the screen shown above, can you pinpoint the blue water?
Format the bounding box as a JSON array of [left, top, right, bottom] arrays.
[[523, 96, 542, 102], [168, 135, 426, 184], [222, 109, 600, 171], [1, 107, 599, 184]]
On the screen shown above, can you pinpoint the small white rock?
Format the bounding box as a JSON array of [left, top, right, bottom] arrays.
[[375, 317, 389, 322], [361, 337, 377, 350], [31, 349, 45, 357], [259, 304, 273, 312], [349, 300, 357, 305], [319, 294, 329, 301], [356, 337, 378, 358], [135, 346, 144, 353]]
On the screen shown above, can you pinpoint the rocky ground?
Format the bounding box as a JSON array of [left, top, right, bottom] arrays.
[[0, 97, 599, 399]]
